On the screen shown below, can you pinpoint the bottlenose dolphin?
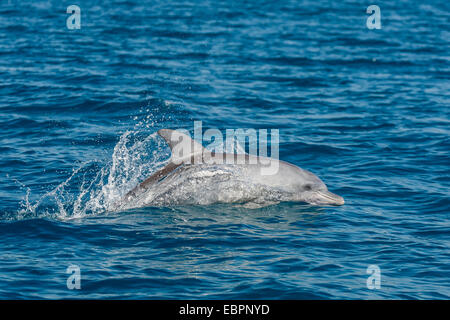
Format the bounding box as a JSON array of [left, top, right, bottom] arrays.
[[121, 129, 344, 209]]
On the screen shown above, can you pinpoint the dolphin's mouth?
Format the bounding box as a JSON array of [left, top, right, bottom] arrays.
[[311, 190, 345, 206]]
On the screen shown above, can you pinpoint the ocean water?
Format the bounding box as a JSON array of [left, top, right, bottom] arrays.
[[0, 0, 449, 299]]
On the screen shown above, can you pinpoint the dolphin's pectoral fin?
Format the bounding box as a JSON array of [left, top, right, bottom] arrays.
[[139, 162, 180, 189], [235, 201, 280, 209], [123, 162, 181, 202]]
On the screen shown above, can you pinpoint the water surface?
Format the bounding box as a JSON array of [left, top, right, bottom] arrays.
[[0, 0, 449, 299]]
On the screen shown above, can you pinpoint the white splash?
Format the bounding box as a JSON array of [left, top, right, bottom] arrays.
[[18, 125, 170, 220]]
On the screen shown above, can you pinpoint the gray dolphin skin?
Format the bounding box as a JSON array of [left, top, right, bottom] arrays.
[[123, 129, 344, 209]]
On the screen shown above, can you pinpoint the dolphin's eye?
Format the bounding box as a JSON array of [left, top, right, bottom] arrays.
[[304, 184, 312, 191]]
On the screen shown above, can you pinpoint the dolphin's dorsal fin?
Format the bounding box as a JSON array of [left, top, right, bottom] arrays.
[[158, 129, 206, 164]]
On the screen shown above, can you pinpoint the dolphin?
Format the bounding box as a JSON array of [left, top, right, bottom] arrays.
[[121, 129, 344, 209]]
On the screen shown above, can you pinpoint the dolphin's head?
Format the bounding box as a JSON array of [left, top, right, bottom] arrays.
[[295, 169, 345, 206]]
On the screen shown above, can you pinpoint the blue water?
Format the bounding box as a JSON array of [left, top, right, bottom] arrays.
[[0, 0, 449, 299]]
